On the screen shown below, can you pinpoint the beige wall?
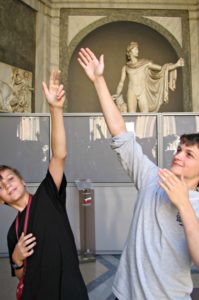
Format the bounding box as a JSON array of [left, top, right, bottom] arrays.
[[20, 0, 199, 112]]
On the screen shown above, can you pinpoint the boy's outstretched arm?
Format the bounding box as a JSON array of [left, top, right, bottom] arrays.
[[42, 70, 67, 190], [78, 48, 127, 137]]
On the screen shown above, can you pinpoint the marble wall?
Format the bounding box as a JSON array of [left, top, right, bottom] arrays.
[[20, 0, 199, 112], [0, 0, 36, 110]]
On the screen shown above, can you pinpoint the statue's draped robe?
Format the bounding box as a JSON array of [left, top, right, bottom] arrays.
[[126, 59, 177, 112]]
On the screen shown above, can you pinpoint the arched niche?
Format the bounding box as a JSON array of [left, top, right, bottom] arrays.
[[60, 16, 190, 113]]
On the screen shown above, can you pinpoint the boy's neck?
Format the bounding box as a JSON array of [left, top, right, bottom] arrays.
[[12, 192, 30, 212], [184, 179, 198, 192]]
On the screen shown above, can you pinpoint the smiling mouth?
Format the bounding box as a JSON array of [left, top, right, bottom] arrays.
[[172, 162, 183, 167], [9, 188, 17, 195]]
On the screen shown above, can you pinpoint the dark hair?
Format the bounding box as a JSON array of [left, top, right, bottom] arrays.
[[0, 165, 23, 181], [180, 133, 199, 147], [180, 133, 199, 188]]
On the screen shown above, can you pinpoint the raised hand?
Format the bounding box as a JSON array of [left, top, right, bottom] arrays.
[[159, 168, 189, 209], [12, 232, 36, 265], [42, 70, 65, 108], [78, 48, 104, 82]]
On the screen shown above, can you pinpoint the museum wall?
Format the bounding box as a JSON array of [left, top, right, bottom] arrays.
[[18, 0, 199, 113], [60, 7, 192, 113], [67, 20, 184, 113], [0, 0, 36, 110], [1, 1, 198, 113]]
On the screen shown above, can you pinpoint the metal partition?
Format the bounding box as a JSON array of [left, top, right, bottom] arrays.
[[1, 113, 199, 256]]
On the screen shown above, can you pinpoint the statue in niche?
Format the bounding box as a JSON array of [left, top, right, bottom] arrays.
[[112, 41, 184, 113]]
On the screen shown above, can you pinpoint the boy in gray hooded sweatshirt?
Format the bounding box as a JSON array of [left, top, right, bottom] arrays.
[[78, 47, 199, 300]]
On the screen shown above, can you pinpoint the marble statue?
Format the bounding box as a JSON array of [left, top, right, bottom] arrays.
[[112, 41, 184, 113]]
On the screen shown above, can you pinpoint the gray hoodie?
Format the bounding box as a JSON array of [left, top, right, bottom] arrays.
[[111, 131, 199, 300]]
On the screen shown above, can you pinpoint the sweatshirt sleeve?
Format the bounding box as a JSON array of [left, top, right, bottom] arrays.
[[111, 131, 158, 190]]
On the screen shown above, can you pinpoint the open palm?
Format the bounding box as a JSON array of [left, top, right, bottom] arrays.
[[78, 48, 104, 82], [42, 70, 65, 108]]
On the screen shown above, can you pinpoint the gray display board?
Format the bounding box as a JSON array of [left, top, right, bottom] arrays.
[[0, 115, 50, 183], [1, 113, 199, 256], [64, 115, 157, 183], [0, 204, 16, 255], [0, 114, 158, 183]]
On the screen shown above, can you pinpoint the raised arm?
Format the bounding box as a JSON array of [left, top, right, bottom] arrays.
[[78, 48, 126, 137], [148, 62, 162, 71], [42, 70, 66, 190], [149, 58, 184, 72]]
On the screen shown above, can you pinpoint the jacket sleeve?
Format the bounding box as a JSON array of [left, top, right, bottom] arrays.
[[111, 131, 159, 190]]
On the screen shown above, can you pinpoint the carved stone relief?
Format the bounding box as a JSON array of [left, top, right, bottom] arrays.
[[0, 62, 33, 112]]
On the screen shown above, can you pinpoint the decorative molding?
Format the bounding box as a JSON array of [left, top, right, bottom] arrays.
[[21, 0, 199, 10], [68, 16, 105, 45], [145, 16, 182, 46]]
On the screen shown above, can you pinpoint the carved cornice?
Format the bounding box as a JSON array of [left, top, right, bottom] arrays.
[[20, 0, 199, 10]]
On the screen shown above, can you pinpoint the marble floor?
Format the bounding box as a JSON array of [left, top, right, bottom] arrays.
[[81, 254, 120, 300], [80, 255, 199, 300], [0, 255, 199, 299]]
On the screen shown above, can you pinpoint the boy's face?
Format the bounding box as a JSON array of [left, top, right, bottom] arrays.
[[170, 143, 199, 187], [0, 169, 26, 206]]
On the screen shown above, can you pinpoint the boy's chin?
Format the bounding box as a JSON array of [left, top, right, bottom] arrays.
[[170, 166, 181, 176]]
